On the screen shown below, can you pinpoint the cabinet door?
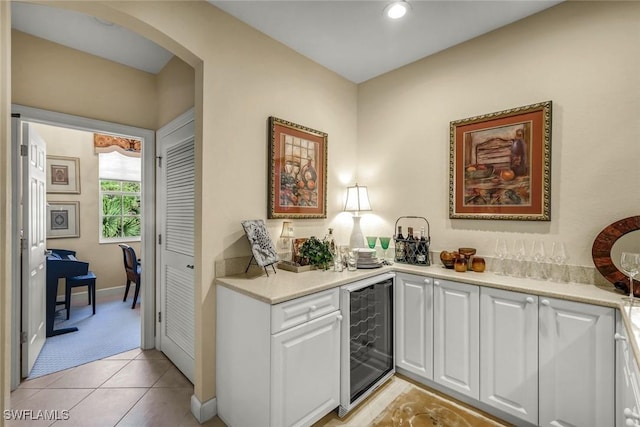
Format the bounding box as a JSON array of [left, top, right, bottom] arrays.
[[271, 311, 341, 427], [616, 312, 640, 427], [433, 279, 479, 399], [395, 273, 433, 380], [480, 287, 538, 425], [539, 297, 614, 427]]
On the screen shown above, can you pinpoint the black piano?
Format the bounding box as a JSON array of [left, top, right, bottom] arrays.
[[46, 249, 88, 337]]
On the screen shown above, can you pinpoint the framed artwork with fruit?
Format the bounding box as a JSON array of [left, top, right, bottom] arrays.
[[449, 101, 552, 220], [268, 117, 327, 218]]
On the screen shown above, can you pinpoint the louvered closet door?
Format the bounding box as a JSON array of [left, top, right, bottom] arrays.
[[157, 110, 195, 382]]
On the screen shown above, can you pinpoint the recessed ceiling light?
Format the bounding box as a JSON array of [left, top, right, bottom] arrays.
[[384, 1, 411, 20]]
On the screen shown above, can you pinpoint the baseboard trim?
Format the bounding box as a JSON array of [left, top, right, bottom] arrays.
[[191, 394, 217, 423], [67, 285, 126, 304]]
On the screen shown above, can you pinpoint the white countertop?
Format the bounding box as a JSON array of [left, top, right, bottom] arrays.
[[216, 263, 622, 307], [217, 262, 640, 371]]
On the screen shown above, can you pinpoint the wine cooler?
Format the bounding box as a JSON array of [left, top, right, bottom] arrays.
[[338, 272, 395, 417]]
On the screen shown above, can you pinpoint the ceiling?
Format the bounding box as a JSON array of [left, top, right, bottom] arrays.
[[11, 1, 561, 82]]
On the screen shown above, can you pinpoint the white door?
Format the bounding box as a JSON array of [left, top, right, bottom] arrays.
[[156, 109, 195, 382], [433, 278, 479, 399], [20, 122, 47, 377], [395, 273, 433, 380], [539, 297, 614, 427], [271, 311, 341, 427], [480, 287, 538, 425]]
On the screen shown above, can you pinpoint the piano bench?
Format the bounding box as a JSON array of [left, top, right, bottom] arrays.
[[66, 272, 96, 320]]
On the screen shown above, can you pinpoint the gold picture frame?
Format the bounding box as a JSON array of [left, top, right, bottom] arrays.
[[449, 101, 552, 221], [268, 117, 327, 219]]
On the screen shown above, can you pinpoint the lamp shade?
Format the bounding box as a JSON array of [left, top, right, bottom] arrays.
[[280, 221, 294, 238], [343, 183, 372, 212]]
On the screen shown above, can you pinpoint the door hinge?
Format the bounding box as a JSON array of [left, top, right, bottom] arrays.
[[21, 331, 27, 344], [157, 156, 163, 167], [158, 234, 162, 245], [20, 145, 28, 157], [158, 312, 162, 323]]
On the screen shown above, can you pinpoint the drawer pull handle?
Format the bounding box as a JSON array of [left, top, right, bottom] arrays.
[[309, 305, 317, 311], [336, 314, 343, 322], [526, 297, 535, 304], [616, 333, 628, 342], [541, 299, 550, 306], [434, 281, 440, 287], [424, 278, 431, 284]]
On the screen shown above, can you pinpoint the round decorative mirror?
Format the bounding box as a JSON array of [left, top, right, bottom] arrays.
[[592, 216, 640, 291]]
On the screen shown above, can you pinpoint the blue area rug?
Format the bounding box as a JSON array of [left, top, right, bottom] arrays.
[[28, 294, 140, 379]]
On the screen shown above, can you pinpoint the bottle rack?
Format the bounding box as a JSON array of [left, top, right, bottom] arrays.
[[393, 216, 431, 266], [349, 286, 379, 361]]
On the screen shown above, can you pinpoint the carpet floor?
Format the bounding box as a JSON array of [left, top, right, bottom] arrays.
[[28, 292, 141, 379]]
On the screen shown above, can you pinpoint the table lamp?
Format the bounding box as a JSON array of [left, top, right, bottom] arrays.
[[344, 183, 372, 249]]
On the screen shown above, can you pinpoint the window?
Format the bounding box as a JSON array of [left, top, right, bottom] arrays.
[[99, 151, 141, 243]]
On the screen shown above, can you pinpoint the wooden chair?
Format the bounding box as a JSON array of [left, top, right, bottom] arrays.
[[118, 244, 141, 309]]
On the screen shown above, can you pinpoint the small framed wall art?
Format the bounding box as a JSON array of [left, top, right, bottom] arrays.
[[268, 117, 327, 219], [449, 101, 552, 221], [47, 201, 80, 239], [47, 155, 80, 194]]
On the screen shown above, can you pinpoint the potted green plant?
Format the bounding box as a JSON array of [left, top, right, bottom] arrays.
[[299, 236, 334, 270]]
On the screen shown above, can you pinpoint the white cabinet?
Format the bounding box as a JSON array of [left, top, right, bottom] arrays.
[[539, 296, 614, 427], [433, 278, 479, 399], [395, 273, 433, 380], [479, 287, 538, 425], [271, 312, 341, 427], [616, 311, 640, 427], [217, 286, 341, 427]]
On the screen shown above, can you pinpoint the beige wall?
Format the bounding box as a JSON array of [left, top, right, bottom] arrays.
[[1, 0, 11, 415], [357, 1, 640, 270], [33, 123, 142, 294], [81, 1, 359, 404], [157, 56, 195, 128], [6, 0, 633, 414], [7, 0, 359, 407], [12, 30, 158, 130]]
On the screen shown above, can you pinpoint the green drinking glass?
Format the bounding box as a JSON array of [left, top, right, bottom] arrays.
[[366, 236, 378, 250], [379, 237, 391, 260]]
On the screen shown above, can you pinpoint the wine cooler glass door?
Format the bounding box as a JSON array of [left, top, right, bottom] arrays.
[[339, 273, 395, 417]]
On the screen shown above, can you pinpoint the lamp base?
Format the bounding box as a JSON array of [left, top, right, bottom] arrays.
[[350, 215, 365, 249]]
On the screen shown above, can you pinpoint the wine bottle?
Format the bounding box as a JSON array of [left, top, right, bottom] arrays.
[[417, 227, 429, 265], [324, 228, 336, 257], [395, 226, 405, 262], [406, 227, 417, 264]]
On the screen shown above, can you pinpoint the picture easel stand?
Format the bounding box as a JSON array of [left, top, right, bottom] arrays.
[[245, 255, 277, 277]]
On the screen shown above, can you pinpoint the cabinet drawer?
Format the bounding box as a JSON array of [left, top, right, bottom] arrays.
[[271, 288, 339, 334]]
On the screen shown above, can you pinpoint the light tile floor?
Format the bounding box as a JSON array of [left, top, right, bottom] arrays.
[[9, 348, 225, 427], [11, 351, 507, 427]]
